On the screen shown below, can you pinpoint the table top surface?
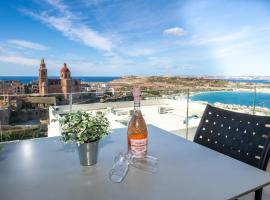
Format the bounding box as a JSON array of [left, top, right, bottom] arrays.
[[1, 125, 270, 200]]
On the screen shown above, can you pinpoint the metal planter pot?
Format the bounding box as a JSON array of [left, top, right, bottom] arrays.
[[77, 141, 99, 166]]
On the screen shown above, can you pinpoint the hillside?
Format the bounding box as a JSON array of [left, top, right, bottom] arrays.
[[108, 76, 257, 92]]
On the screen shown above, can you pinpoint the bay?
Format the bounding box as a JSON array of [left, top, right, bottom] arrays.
[[191, 91, 270, 109]]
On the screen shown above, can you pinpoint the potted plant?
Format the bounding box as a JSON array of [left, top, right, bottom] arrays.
[[59, 111, 110, 166]]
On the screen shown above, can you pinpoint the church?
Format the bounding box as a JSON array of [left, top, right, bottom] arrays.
[[38, 59, 81, 99]]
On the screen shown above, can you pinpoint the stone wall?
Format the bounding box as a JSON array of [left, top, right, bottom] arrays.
[[9, 109, 48, 124], [48, 84, 62, 94], [72, 79, 81, 93], [0, 108, 10, 125]]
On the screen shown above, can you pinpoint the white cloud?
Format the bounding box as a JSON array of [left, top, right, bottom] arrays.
[[84, 0, 102, 7], [163, 27, 186, 36], [214, 43, 248, 58], [191, 27, 251, 45], [0, 55, 38, 65], [107, 54, 134, 66], [124, 48, 155, 57], [45, 0, 69, 15], [45, 57, 98, 74], [7, 39, 48, 50], [20, 0, 112, 51]]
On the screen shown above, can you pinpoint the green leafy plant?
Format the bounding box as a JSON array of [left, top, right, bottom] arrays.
[[58, 111, 110, 144]]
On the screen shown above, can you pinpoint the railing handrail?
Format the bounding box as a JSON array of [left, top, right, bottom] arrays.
[[0, 86, 264, 97]]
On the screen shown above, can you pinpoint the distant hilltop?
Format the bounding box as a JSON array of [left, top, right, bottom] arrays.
[[108, 76, 270, 92], [120, 75, 270, 80], [203, 76, 270, 80]]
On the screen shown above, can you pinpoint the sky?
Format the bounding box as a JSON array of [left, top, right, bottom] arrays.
[[0, 0, 270, 76]]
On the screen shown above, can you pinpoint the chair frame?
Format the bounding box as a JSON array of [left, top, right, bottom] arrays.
[[194, 104, 270, 200]]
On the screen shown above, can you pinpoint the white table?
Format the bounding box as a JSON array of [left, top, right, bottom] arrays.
[[1, 125, 270, 200]]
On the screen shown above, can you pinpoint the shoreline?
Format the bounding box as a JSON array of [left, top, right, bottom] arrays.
[[190, 88, 270, 97], [190, 91, 270, 110]]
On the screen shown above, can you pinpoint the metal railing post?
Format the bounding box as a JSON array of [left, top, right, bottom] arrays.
[[186, 89, 189, 140], [252, 85, 257, 115], [69, 93, 73, 112], [0, 120, 2, 142]]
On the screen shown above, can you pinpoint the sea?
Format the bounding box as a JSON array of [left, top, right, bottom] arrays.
[[191, 91, 270, 109], [0, 76, 120, 84], [222, 79, 270, 84]]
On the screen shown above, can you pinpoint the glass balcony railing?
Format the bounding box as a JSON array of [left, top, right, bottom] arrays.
[[0, 84, 270, 143]]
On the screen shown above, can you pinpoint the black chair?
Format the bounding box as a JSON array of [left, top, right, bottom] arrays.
[[194, 104, 270, 200]]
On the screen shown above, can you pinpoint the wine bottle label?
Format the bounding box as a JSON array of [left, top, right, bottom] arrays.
[[130, 138, 147, 158]]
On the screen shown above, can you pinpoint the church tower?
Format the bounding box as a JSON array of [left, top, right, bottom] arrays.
[[38, 58, 48, 95], [60, 63, 71, 79], [60, 63, 72, 99]]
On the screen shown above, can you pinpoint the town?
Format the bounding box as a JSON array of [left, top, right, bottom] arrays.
[[0, 59, 115, 140]]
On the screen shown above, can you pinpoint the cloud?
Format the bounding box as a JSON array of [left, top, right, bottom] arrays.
[[191, 27, 252, 45], [163, 27, 186, 36], [0, 55, 38, 65], [45, 0, 70, 15], [105, 53, 134, 66], [84, 0, 103, 7], [45, 57, 98, 74], [7, 39, 48, 50], [124, 48, 155, 57], [213, 37, 270, 59], [20, 0, 112, 51]]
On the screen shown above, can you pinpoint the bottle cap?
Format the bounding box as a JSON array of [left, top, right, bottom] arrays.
[[132, 87, 141, 102]]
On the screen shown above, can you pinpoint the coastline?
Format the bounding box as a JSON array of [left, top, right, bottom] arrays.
[[0, 76, 121, 84], [191, 91, 270, 110], [190, 88, 270, 95]]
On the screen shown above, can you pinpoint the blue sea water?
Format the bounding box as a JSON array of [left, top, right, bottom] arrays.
[[0, 76, 120, 84], [191, 91, 270, 109], [223, 79, 270, 84]]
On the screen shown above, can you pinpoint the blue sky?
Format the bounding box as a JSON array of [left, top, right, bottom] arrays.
[[0, 0, 270, 76]]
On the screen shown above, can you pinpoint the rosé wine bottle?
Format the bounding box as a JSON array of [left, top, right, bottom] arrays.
[[127, 87, 148, 158]]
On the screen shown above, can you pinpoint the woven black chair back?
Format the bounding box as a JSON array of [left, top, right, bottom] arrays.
[[194, 104, 270, 170]]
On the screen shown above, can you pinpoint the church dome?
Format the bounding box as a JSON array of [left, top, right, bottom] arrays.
[[60, 63, 70, 73]]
